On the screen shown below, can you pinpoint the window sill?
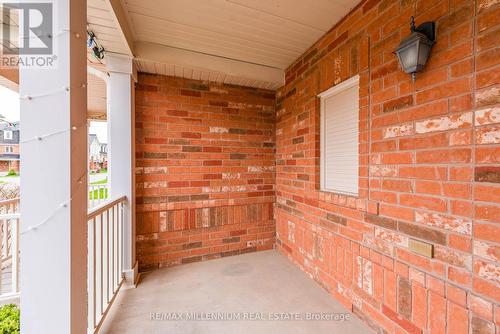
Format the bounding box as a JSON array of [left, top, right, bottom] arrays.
[[319, 190, 367, 212]]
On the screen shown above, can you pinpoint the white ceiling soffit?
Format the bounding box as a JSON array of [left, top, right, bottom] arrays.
[[88, 0, 133, 57], [134, 42, 283, 90], [89, 0, 359, 89]]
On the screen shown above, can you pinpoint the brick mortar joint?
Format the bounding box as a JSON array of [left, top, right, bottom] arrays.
[[137, 200, 276, 212]]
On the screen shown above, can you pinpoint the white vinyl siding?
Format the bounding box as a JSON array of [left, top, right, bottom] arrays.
[[319, 75, 359, 196]]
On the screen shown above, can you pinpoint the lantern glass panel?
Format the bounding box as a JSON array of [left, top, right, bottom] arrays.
[[418, 42, 431, 67], [398, 43, 419, 73]]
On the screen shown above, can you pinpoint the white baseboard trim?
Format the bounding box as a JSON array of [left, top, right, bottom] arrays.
[[122, 261, 139, 289]]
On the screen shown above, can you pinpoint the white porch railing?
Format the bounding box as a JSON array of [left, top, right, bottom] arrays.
[[88, 183, 109, 209], [87, 195, 126, 334], [0, 195, 126, 328], [0, 198, 20, 302]]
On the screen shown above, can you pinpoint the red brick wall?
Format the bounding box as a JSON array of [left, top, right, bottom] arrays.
[[135, 74, 276, 271], [275, 0, 499, 333], [0, 160, 19, 172]]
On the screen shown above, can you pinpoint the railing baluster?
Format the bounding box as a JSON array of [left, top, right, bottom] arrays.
[[113, 204, 116, 291], [100, 212, 104, 318], [91, 185, 94, 209], [87, 217, 95, 331], [11, 218, 18, 294], [111, 204, 115, 294], [98, 185, 101, 206], [118, 202, 122, 279], [116, 204, 119, 290], [96, 215, 103, 319], [93, 217, 97, 328], [0, 220, 3, 294], [106, 207, 110, 303], [2, 219, 7, 260]]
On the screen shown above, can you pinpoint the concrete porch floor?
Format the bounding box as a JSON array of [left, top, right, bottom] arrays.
[[100, 250, 371, 334]]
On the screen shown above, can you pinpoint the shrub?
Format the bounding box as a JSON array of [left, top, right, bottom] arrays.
[[0, 304, 20, 334], [6, 170, 16, 176]]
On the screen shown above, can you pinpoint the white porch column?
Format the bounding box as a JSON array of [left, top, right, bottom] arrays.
[[19, 0, 87, 333], [106, 54, 137, 286]]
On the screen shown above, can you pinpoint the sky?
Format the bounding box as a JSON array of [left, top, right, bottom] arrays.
[[0, 85, 107, 143], [89, 121, 107, 143], [0, 85, 19, 122]]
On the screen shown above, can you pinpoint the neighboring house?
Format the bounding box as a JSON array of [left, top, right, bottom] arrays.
[[0, 122, 20, 173], [99, 143, 108, 166], [88, 133, 108, 172]]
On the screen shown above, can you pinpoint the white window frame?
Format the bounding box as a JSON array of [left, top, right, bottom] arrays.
[[5, 146, 13, 153], [318, 75, 359, 196], [3, 131, 12, 140]]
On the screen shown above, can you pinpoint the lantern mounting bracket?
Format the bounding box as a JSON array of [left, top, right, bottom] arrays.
[[410, 16, 435, 42]]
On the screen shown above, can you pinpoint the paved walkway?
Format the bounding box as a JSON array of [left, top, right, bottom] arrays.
[[101, 250, 371, 334]]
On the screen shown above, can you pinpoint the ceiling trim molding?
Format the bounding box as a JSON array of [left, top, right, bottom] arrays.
[[134, 41, 284, 87], [104, 0, 135, 56], [106, 53, 138, 82], [88, 65, 109, 83]]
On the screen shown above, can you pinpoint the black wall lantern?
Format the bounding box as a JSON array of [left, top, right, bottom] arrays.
[[394, 16, 435, 82], [87, 30, 105, 60]]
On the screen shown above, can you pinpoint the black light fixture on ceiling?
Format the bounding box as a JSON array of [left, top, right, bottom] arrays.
[[394, 16, 435, 83]]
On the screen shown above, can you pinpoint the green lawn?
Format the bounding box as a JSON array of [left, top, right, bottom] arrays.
[[0, 174, 19, 178], [90, 177, 108, 185]]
